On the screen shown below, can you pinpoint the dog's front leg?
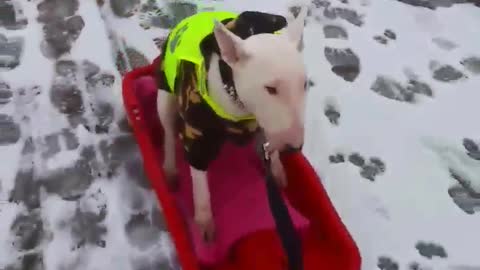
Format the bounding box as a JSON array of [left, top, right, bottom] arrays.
[[190, 166, 215, 242], [157, 90, 178, 188]]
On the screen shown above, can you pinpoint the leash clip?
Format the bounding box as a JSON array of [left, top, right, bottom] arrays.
[[262, 141, 271, 162]]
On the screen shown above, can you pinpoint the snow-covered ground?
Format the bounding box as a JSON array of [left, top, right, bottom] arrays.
[[1, 0, 479, 269]]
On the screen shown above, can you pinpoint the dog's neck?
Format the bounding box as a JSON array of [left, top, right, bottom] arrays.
[[207, 53, 251, 118]]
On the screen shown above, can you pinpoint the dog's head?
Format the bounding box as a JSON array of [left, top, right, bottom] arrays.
[[213, 7, 308, 151]]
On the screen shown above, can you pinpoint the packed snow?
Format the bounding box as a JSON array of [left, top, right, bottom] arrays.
[[1, 0, 480, 269]]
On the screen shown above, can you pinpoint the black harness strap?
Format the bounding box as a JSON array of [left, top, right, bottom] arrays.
[[257, 137, 304, 270]]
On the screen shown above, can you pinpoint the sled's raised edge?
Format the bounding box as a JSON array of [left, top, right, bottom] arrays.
[[281, 152, 362, 270], [122, 64, 200, 270]]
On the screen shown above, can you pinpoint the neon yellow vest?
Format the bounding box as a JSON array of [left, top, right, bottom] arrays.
[[162, 11, 255, 122]]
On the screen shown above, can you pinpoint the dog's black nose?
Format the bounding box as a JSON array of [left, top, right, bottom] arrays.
[[282, 144, 303, 154]]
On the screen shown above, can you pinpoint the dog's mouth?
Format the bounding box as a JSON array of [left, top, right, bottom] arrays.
[[256, 132, 303, 164], [282, 144, 303, 153], [260, 127, 304, 154]]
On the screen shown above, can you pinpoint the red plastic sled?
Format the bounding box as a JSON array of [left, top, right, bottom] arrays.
[[122, 61, 361, 270]]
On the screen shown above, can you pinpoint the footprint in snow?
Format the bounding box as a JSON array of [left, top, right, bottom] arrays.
[[461, 57, 480, 75], [128, 207, 172, 268], [0, 114, 21, 146], [10, 209, 47, 252], [125, 210, 164, 250], [324, 98, 341, 125], [349, 153, 386, 181], [322, 6, 364, 27], [50, 60, 116, 133], [9, 141, 41, 210], [384, 29, 397, 40], [323, 25, 348, 39], [462, 138, 480, 161], [395, 0, 480, 10], [110, 0, 140, 18], [408, 262, 433, 270], [62, 128, 80, 150], [69, 208, 108, 250], [39, 146, 97, 200], [50, 60, 86, 127], [373, 29, 397, 45], [9, 128, 80, 209], [370, 75, 433, 103], [422, 138, 480, 214], [371, 76, 413, 102], [37, 0, 79, 22], [407, 79, 433, 97], [117, 116, 133, 133], [415, 241, 448, 259], [432, 37, 458, 51], [40, 132, 63, 159], [329, 152, 386, 181], [116, 46, 150, 76], [329, 153, 345, 164], [83, 60, 116, 134], [324, 106, 340, 125], [374, 35, 389, 45], [360, 157, 386, 181], [138, 8, 173, 30], [166, 0, 199, 21], [99, 135, 140, 177], [0, 80, 13, 105], [66, 189, 108, 250], [0, 0, 28, 30], [138, 1, 197, 30], [4, 252, 45, 270], [37, 0, 84, 58], [377, 256, 399, 270], [449, 168, 480, 198], [448, 185, 480, 215], [430, 61, 466, 82], [0, 34, 24, 70], [324, 47, 360, 82], [153, 36, 168, 50], [312, 0, 331, 9], [39, 16, 85, 59], [8, 86, 41, 209], [125, 157, 152, 189], [88, 102, 115, 134], [131, 258, 172, 270]]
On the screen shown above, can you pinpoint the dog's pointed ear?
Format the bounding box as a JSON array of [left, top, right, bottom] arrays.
[[283, 5, 308, 49], [213, 20, 249, 66]]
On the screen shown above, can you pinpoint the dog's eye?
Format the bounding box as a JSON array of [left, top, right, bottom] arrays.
[[265, 86, 277, 95]]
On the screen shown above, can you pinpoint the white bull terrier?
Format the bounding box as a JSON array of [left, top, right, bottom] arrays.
[[155, 6, 308, 242]]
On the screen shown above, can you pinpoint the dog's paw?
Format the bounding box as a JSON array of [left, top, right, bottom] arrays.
[[194, 208, 215, 243], [271, 151, 287, 188]]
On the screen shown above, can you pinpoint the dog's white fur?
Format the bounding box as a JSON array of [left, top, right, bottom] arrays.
[[157, 6, 308, 241]]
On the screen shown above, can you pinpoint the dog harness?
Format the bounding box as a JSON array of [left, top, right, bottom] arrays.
[[163, 11, 255, 122]]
